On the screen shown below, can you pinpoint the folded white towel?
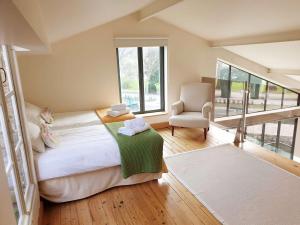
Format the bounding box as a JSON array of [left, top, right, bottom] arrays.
[[124, 117, 145, 129], [118, 123, 150, 136], [107, 108, 130, 117], [111, 104, 127, 111]]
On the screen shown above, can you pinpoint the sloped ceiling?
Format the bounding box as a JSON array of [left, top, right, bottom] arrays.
[[156, 0, 300, 41], [15, 0, 300, 76], [39, 0, 155, 43], [225, 41, 300, 70], [156, 0, 300, 75]]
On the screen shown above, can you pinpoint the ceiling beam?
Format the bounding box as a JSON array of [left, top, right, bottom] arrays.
[[211, 30, 300, 47], [138, 0, 183, 22], [269, 69, 300, 75]]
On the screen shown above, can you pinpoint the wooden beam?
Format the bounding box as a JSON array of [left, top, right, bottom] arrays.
[[211, 30, 300, 47], [215, 106, 300, 128], [269, 69, 300, 75], [138, 0, 183, 22]]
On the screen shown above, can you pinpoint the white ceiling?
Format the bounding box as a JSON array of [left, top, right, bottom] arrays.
[[39, 0, 155, 43], [23, 0, 300, 74], [156, 0, 300, 41], [224, 41, 300, 70]]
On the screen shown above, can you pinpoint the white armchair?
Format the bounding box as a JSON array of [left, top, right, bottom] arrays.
[[169, 82, 212, 139]]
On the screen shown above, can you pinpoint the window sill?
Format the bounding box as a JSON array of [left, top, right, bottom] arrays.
[[136, 111, 168, 118]]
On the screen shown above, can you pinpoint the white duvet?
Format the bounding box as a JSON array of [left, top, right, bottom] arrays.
[[35, 124, 121, 181]]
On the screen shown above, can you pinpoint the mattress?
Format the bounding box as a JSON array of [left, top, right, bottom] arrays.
[[39, 165, 162, 202], [35, 124, 121, 181], [52, 110, 101, 130]]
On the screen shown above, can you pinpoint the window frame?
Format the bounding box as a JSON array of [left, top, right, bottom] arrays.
[[0, 45, 35, 225], [116, 46, 165, 114], [215, 61, 300, 118]]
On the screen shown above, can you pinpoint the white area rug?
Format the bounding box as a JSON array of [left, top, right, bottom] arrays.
[[164, 144, 300, 225]]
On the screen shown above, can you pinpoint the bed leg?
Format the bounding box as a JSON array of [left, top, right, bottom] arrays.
[[171, 126, 175, 136]]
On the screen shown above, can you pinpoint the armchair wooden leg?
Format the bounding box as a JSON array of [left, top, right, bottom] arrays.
[[171, 126, 175, 136], [204, 128, 207, 140]]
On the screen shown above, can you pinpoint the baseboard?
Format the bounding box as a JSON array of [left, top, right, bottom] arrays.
[[293, 155, 300, 163], [151, 122, 169, 129]]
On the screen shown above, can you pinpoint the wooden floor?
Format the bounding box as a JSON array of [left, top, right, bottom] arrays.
[[42, 126, 300, 225]]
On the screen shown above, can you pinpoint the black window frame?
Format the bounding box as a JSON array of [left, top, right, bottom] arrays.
[[215, 61, 300, 118], [116, 46, 165, 114]]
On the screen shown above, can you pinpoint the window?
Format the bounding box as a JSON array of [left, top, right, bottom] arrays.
[[263, 121, 279, 151], [245, 124, 263, 146], [215, 61, 230, 117], [215, 61, 299, 118], [117, 46, 165, 114], [243, 118, 298, 160], [228, 67, 249, 116], [266, 83, 283, 110], [0, 45, 34, 225], [278, 119, 296, 159], [283, 89, 298, 108], [248, 76, 266, 113]]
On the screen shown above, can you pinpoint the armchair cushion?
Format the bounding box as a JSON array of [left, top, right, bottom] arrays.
[[171, 100, 184, 115], [202, 102, 213, 119], [180, 83, 212, 112], [169, 112, 209, 128]]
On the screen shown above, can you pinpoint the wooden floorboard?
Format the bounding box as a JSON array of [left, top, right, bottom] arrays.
[[43, 126, 300, 225]]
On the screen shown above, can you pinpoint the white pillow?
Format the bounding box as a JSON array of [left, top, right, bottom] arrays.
[[41, 123, 59, 148], [25, 102, 42, 124], [41, 108, 54, 124], [27, 121, 45, 153]]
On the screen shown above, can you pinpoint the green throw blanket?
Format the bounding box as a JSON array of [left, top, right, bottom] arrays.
[[105, 122, 163, 178]]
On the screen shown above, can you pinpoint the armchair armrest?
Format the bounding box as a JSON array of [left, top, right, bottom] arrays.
[[202, 102, 213, 119], [171, 100, 184, 115]]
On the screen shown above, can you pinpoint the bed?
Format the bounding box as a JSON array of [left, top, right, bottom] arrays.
[[35, 111, 166, 202]]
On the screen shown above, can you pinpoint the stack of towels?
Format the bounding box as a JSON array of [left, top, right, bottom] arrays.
[[107, 104, 130, 117], [118, 117, 150, 136]]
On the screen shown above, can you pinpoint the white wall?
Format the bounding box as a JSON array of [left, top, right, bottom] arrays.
[[17, 14, 281, 123], [13, 0, 49, 47]]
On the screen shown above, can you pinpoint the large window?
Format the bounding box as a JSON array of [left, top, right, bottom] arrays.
[[215, 61, 299, 118], [117, 46, 165, 114], [228, 67, 248, 116], [215, 62, 230, 117], [266, 83, 283, 110], [244, 118, 298, 160], [0, 45, 34, 225], [248, 76, 267, 113]]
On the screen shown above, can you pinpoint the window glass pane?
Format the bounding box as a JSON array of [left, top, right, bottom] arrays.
[[118, 48, 140, 112], [16, 145, 29, 196], [7, 171, 21, 222], [228, 67, 248, 116], [246, 124, 263, 145], [248, 76, 266, 113], [0, 111, 10, 169], [266, 83, 283, 110], [283, 89, 298, 108], [278, 119, 295, 159], [143, 47, 161, 111], [215, 61, 229, 118], [263, 122, 278, 152], [7, 95, 21, 148]]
